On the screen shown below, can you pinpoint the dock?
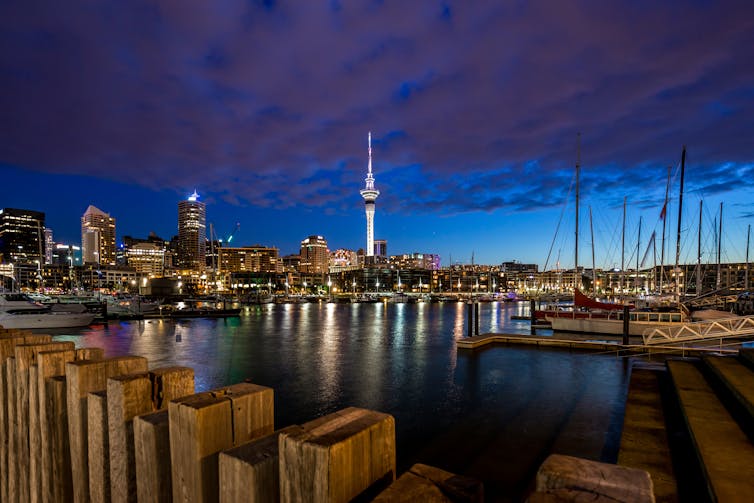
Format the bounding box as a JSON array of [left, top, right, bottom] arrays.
[[456, 333, 738, 357]]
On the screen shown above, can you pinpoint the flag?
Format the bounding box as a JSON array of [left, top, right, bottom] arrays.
[[659, 202, 667, 221]]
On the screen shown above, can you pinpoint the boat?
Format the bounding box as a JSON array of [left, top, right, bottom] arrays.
[[105, 294, 162, 318], [0, 292, 95, 329], [547, 309, 686, 337]]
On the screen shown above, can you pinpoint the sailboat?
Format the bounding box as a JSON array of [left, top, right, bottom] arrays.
[[548, 147, 694, 335], [534, 134, 633, 322]]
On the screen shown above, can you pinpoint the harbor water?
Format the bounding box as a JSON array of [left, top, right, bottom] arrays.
[[50, 301, 630, 501]]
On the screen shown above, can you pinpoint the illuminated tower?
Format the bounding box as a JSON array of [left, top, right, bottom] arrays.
[[81, 205, 116, 265], [359, 132, 380, 257], [177, 190, 206, 270]]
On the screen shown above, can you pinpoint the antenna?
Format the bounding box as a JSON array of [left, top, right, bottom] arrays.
[[368, 132, 372, 175]]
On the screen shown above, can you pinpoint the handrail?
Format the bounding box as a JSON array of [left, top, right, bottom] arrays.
[[643, 315, 754, 345]]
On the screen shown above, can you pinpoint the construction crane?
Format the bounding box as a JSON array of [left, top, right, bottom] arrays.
[[222, 222, 241, 244]]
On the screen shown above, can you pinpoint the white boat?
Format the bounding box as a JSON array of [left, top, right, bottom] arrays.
[[547, 310, 685, 337], [106, 294, 161, 316], [0, 293, 95, 329]]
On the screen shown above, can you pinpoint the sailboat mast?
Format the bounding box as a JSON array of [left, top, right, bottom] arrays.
[[589, 205, 596, 293], [621, 197, 626, 296], [660, 165, 671, 293], [636, 217, 641, 294], [675, 146, 686, 300], [575, 132, 581, 292], [746, 225, 751, 291], [717, 202, 722, 291], [697, 200, 703, 295]]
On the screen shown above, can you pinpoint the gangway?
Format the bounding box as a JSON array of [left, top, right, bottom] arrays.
[[642, 314, 754, 345]]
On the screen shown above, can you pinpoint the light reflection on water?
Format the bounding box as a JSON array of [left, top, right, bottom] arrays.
[[52, 301, 628, 501]]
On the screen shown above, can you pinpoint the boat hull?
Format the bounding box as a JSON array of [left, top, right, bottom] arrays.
[[0, 312, 95, 329], [547, 316, 678, 337]]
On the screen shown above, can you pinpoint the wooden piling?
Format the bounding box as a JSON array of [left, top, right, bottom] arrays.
[[47, 376, 73, 502], [6, 357, 17, 503], [0, 334, 50, 503], [66, 356, 148, 503], [134, 411, 171, 503], [279, 407, 396, 503], [169, 382, 274, 502], [36, 349, 76, 503], [15, 341, 74, 503], [87, 391, 110, 503], [372, 463, 484, 502], [219, 425, 303, 503]]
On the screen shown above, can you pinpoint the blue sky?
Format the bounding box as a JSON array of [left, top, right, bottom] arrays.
[[1, 1, 753, 267]]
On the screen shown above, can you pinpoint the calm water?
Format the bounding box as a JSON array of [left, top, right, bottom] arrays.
[[51, 301, 629, 502]]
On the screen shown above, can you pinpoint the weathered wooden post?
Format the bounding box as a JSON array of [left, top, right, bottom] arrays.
[[110, 367, 194, 503], [88, 390, 110, 503], [623, 305, 630, 345], [0, 334, 50, 503], [66, 356, 148, 503], [14, 341, 74, 503], [132, 367, 195, 503], [467, 301, 473, 337], [219, 425, 303, 503], [474, 301, 480, 336], [35, 349, 76, 503], [279, 407, 396, 503], [169, 382, 274, 502]]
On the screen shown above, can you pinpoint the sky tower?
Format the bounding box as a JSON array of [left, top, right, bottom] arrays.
[[360, 132, 380, 256]]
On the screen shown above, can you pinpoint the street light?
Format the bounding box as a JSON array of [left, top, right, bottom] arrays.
[[327, 277, 332, 301]]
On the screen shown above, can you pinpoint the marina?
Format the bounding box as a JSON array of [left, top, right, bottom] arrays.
[[47, 301, 630, 500]]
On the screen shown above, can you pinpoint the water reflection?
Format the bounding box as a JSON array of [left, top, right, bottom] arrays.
[[54, 302, 627, 500]]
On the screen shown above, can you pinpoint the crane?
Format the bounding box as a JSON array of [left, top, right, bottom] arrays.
[[222, 222, 241, 244]]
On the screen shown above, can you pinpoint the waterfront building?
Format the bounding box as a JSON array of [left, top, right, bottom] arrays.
[[176, 190, 207, 271], [81, 205, 116, 266], [329, 249, 359, 270], [219, 246, 282, 274], [359, 132, 380, 258], [0, 207, 45, 265], [126, 243, 165, 276], [299, 235, 329, 275], [389, 253, 440, 271]]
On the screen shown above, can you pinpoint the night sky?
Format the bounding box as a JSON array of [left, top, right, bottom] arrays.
[[2, 1, 753, 268]]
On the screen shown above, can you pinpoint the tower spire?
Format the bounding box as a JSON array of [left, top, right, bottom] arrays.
[[360, 131, 380, 257]]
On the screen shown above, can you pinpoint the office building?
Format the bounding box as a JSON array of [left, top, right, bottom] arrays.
[[219, 246, 282, 274], [299, 235, 329, 274], [81, 205, 116, 265], [0, 208, 46, 265], [176, 190, 206, 271]]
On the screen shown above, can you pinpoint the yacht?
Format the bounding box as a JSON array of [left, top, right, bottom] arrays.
[[0, 293, 95, 329]]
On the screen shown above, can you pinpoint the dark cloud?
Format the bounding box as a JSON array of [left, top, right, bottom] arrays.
[[1, 0, 753, 217]]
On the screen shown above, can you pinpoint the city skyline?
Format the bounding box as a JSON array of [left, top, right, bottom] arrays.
[[2, 2, 753, 267]]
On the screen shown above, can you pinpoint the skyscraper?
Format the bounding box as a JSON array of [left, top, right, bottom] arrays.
[[177, 190, 206, 270], [299, 235, 329, 275], [0, 208, 45, 264], [81, 205, 116, 265], [359, 132, 380, 257]]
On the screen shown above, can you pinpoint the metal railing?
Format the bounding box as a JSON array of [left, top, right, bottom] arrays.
[[642, 315, 754, 345]]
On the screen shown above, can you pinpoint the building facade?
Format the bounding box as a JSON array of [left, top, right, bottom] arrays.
[[81, 205, 116, 265], [219, 246, 282, 274], [0, 208, 45, 265], [299, 235, 329, 275], [126, 242, 165, 276], [176, 191, 206, 271]]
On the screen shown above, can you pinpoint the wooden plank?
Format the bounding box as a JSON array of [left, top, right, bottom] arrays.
[[87, 391, 110, 503]]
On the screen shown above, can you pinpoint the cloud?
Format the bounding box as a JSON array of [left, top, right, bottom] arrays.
[[1, 0, 753, 218]]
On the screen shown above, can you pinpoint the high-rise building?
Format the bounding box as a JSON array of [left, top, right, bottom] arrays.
[[126, 243, 165, 276], [44, 228, 54, 264], [0, 208, 45, 264], [81, 205, 116, 265], [177, 190, 206, 271], [299, 235, 329, 274], [374, 239, 387, 258], [359, 132, 380, 257]]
